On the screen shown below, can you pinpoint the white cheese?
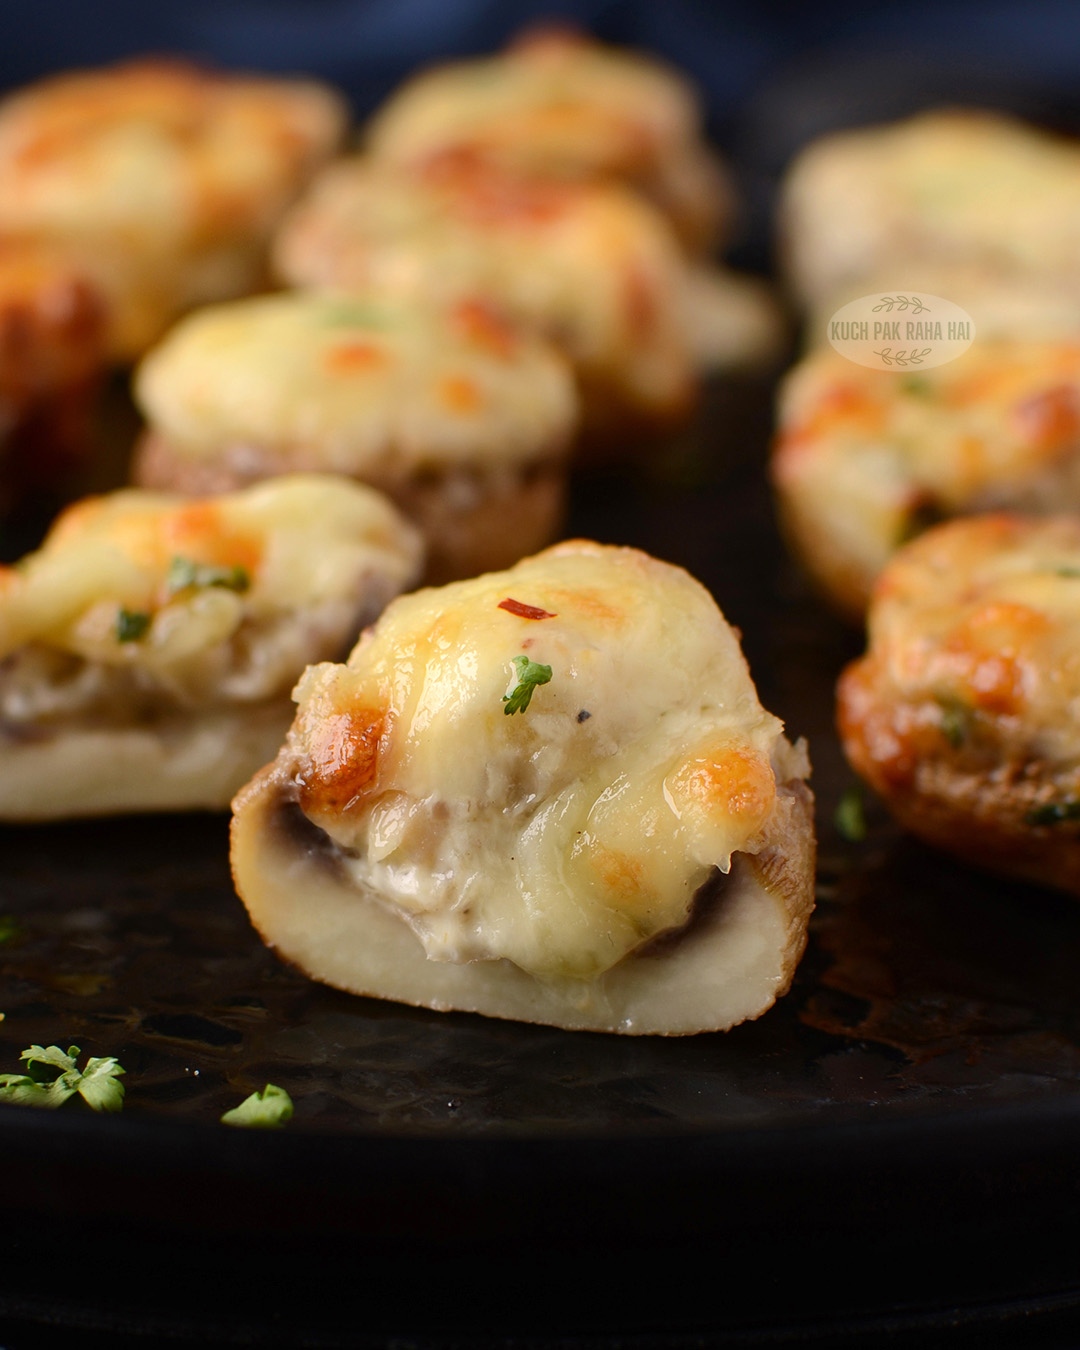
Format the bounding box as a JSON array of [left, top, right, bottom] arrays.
[[286, 541, 797, 980]]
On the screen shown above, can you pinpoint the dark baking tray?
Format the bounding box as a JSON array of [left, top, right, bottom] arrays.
[[3, 377, 1080, 1348]]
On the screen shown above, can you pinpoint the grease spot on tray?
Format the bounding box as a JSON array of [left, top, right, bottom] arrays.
[[801, 836, 1080, 1091], [140, 1012, 244, 1049]]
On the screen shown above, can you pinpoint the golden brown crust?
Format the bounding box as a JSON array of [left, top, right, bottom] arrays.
[[772, 343, 1080, 618], [840, 660, 1080, 894], [837, 514, 1080, 895]]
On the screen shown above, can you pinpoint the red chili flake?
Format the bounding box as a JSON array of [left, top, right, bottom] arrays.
[[498, 597, 557, 621], [452, 299, 517, 358]]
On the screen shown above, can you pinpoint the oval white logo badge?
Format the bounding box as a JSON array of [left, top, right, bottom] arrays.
[[827, 293, 975, 371]]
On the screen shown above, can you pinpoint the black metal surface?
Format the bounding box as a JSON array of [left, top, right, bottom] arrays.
[[2, 377, 1080, 1346]]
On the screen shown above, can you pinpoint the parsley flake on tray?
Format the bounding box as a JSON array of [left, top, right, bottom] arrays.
[[0, 1044, 125, 1112], [834, 785, 868, 843], [220, 1083, 294, 1129]]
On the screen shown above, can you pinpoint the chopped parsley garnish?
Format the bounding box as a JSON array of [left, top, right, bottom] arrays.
[[834, 785, 867, 842], [166, 556, 251, 597], [0, 1044, 125, 1112], [1026, 798, 1080, 827], [502, 655, 552, 715], [1055, 566, 1080, 579], [0, 915, 20, 945], [938, 702, 969, 749], [220, 1083, 293, 1129], [900, 374, 933, 397], [116, 608, 151, 642]]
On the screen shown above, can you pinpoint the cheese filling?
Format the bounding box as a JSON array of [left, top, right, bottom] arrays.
[[0, 475, 422, 737], [0, 599, 366, 734], [287, 541, 801, 980]]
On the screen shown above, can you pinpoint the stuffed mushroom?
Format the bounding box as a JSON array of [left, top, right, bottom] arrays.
[[231, 540, 815, 1035]]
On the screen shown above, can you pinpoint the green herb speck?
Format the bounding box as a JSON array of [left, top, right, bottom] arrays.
[[834, 785, 867, 842], [939, 702, 968, 749], [1026, 798, 1080, 827], [321, 303, 391, 329], [166, 557, 250, 597], [116, 609, 151, 643], [502, 655, 553, 715]]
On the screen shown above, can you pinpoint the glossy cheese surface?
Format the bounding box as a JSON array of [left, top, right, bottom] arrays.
[[367, 28, 700, 178], [0, 58, 346, 356], [364, 27, 730, 254], [135, 290, 578, 472], [0, 474, 422, 698], [273, 157, 695, 416], [0, 59, 345, 247], [284, 541, 803, 980], [783, 110, 1080, 305]]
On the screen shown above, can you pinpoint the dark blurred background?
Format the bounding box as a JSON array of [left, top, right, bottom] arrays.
[[5, 0, 1080, 268], [3, 8, 1080, 1348]]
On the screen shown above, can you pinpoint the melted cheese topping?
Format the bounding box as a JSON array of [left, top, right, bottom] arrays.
[[135, 290, 578, 472], [0, 475, 422, 710], [862, 514, 1080, 765], [783, 110, 1080, 305], [0, 59, 345, 246], [807, 263, 1080, 348], [273, 157, 695, 413], [366, 29, 700, 182], [772, 342, 1080, 607], [0, 59, 346, 356], [284, 540, 798, 980], [364, 30, 732, 255]]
